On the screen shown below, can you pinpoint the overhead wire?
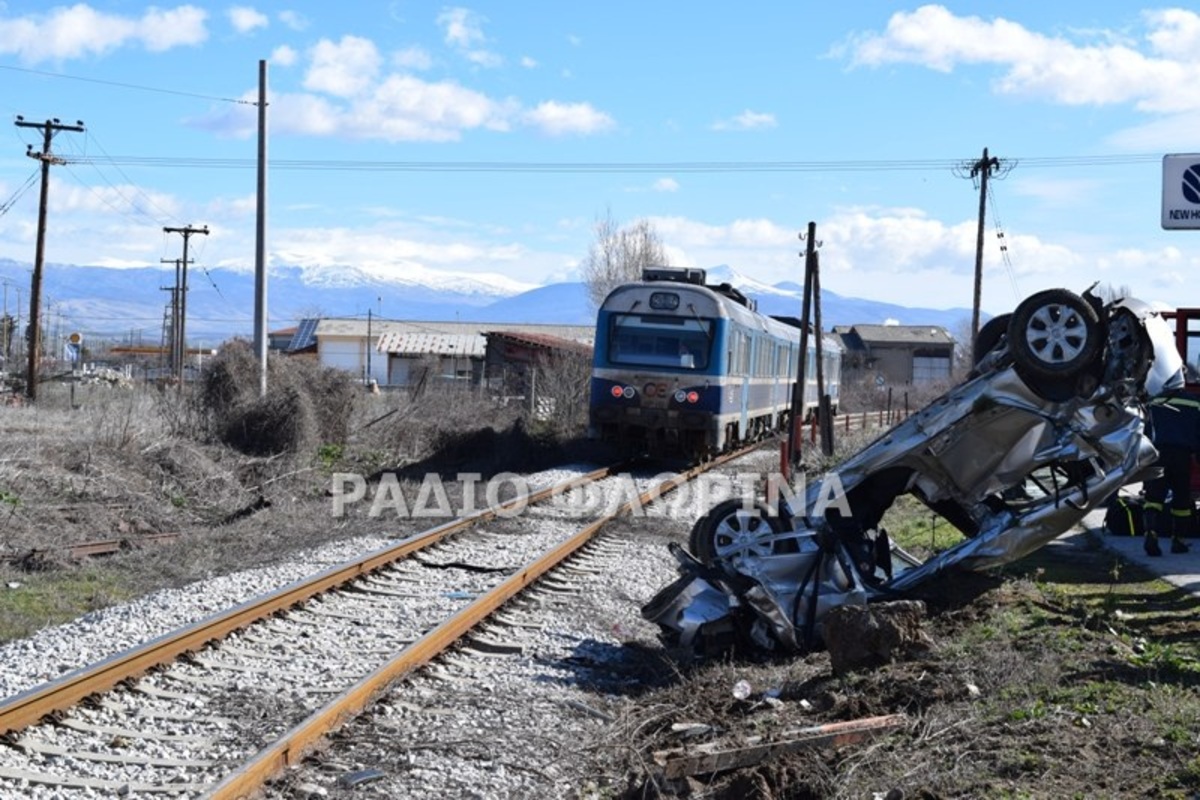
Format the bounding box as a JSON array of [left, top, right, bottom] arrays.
[[0, 63, 253, 105], [986, 181, 1022, 304], [60, 152, 1167, 174], [0, 168, 39, 216]]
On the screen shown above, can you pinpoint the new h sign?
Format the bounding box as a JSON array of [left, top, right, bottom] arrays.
[[1162, 154, 1200, 229]]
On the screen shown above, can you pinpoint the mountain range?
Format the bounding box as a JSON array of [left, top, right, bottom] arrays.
[[0, 259, 976, 344]]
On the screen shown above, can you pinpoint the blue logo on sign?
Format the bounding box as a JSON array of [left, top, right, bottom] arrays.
[[1183, 164, 1200, 204]]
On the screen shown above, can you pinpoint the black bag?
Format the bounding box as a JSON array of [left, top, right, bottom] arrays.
[[1104, 494, 1144, 536]]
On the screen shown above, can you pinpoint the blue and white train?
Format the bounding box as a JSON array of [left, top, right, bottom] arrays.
[[589, 267, 841, 459]]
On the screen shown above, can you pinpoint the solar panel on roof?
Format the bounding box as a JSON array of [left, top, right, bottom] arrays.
[[288, 318, 319, 352]]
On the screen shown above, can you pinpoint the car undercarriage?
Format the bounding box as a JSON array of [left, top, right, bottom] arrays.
[[644, 287, 1182, 655]]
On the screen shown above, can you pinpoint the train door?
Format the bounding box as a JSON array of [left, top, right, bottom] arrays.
[[739, 329, 751, 439]]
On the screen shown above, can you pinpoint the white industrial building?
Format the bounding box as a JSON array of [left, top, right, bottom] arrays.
[[280, 318, 594, 389]]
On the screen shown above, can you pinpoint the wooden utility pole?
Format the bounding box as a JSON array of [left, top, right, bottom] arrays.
[[163, 225, 209, 387], [788, 222, 818, 470], [15, 116, 84, 401], [967, 147, 1000, 359], [161, 259, 183, 374]]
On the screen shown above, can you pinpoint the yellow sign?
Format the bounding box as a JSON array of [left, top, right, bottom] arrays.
[[68, 332, 83, 345]]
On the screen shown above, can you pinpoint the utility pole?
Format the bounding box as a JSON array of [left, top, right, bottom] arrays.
[[960, 147, 1001, 360], [161, 258, 183, 374], [163, 225, 209, 388], [15, 116, 85, 401], [788, 222, 819, 471], [254, 59, 269, 398]]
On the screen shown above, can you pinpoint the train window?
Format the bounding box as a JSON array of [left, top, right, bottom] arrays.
[[608, 314, 712, 369]]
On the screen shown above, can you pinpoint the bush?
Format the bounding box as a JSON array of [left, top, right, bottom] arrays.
[[190, 341, 358, 456]]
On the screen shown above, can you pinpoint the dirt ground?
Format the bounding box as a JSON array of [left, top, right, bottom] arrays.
[[589, 535, 1200, 799], [2, 375, 1198, 799]]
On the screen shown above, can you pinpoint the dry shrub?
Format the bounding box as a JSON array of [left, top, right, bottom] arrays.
[[193, 341, 357, 455], [221, 386, 317, 456]]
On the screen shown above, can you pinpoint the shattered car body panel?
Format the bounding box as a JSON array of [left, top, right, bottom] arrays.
[[645, 288, 1180, 655]]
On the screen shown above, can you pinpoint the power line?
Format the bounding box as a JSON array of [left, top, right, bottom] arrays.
[[59, 152, 1167, 174], [0, 168, 39, 216], [0, 63, 252, 105]]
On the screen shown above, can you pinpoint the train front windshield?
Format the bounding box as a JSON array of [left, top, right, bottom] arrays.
[[607, 314, 712, 370]]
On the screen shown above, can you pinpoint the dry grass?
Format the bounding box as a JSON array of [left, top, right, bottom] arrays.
[[0, 346, 595, 644]]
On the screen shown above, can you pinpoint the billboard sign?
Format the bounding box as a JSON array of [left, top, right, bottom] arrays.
[[1162, 154, 1200, 229]]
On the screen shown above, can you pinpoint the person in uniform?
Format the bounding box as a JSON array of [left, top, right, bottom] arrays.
[[1143, 368, 1199, 556]]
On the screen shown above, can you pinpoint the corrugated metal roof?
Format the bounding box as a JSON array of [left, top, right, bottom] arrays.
[[839, 324, 955, 346], [376, 332, 486, 357], [315, 318, 594, 344], [485, 330, 593, 355]]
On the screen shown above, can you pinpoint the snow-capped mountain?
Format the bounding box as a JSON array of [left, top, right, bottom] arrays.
[[0, 258, 976, 342]]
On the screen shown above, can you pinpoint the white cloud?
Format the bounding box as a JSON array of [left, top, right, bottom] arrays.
[[846, 5, 1200, 114], [278, 10, 308, 31], [711, 110, 777, 131], [304, 36, 381, 97], [523, 101, 614, 136], [0, 4, 208, 62], [653, 178, 679, 193], [271, 44, 297, 67], [436, 6, 501, 68], [228, 6, 268, 34], [520, 55, 537, 69], [394, 45, 433, 71], [437, 7, 485, 49]]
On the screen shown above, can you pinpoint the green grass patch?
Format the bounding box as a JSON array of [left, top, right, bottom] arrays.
[[880, 493, 965, 558], [0, 568, 137, 643]]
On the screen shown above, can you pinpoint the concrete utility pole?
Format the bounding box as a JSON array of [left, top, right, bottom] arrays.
[[254, 59, 269, 398], [15, 116, 84, 401], [163, 225, 209, 387]]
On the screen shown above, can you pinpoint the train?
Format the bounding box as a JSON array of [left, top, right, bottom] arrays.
[[588, 267, 841, 459]]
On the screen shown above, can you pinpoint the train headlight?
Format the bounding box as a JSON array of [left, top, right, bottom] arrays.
[[687, 391, 699, 403], [622, 385, 636, 399], [649, 291, 680, 310], [673, 389, 687, 403], [610, 385, 624, 398]]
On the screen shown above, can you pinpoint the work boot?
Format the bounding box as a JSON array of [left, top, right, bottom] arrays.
[[1145, 532, 1163, 557], [1171, 537, 1190, 554]]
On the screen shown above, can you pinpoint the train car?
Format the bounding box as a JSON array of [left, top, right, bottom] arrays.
[[589, 267, 841, 459]]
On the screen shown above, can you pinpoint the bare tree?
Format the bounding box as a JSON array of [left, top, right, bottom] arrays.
[[581, 209, 668, 309]]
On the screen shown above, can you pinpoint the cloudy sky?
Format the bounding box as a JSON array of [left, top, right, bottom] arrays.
[[2, 2, 1200, 320]]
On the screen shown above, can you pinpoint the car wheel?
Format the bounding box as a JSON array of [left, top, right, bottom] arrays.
[[688, 498, 786, 566], [973, 313, 1012, 367], [1007, 288, 1103, 384]]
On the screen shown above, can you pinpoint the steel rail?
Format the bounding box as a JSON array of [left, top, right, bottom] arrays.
[[0, 461, 632, 736], [207, 447, 751, 800]]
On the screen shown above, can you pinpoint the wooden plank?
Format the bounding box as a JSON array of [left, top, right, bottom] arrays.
[[653, 713, 906, 779]]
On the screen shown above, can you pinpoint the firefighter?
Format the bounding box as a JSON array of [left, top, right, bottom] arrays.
[[1143, 368, 1199, 556]]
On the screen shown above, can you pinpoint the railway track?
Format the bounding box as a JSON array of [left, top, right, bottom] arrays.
[[0, 447, 760, 798]]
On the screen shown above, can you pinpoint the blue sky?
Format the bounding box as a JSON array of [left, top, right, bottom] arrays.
[[1, 2, 1199, 320]]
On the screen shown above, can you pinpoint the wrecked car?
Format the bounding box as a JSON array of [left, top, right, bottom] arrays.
[[644, 286, 1181, 655]]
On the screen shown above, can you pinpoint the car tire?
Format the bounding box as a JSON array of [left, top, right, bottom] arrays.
[[973, 313, 1012, 367], [688, 498, 786, 565], [1007, 288, 1103, 385]]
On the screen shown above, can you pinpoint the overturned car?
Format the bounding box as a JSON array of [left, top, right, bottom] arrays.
[[644, 287, 1181, 655]]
